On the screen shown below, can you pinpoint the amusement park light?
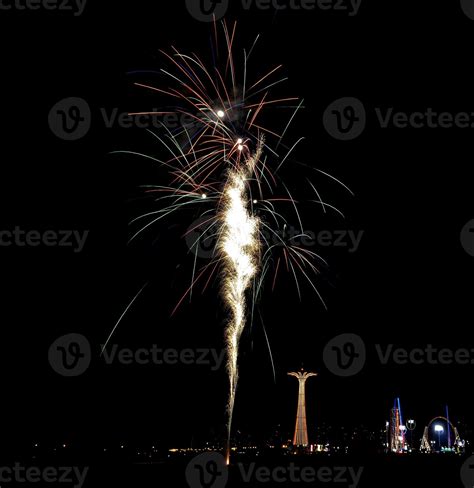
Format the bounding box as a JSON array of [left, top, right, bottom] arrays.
[[434, 424, 444, 450]]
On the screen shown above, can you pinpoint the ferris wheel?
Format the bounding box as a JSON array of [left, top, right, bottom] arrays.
[[420, 416, 462, 453]]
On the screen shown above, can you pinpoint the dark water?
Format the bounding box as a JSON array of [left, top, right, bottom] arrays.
[[2, 452, 466, 488]]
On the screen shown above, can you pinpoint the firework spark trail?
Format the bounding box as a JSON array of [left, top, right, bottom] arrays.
[[219, 141, 263, 464], [104, 20, 352, 467]]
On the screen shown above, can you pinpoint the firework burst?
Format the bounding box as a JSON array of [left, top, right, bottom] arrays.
[[105, 20, 351, 464], [219, 139, 263, 464]]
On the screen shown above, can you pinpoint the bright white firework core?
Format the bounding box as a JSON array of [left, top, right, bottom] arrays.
[[217, 110, 225, 118], [219, 142, 263, 466]]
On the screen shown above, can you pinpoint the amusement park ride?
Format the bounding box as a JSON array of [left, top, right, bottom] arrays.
[[287, 377, 466, 455], [388, 399, 465, 454]]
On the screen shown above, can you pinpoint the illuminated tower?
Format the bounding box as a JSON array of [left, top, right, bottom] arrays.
[[390, 406, 401, 452], [288, 369, 317, 447], [389, 398, 405, 453]]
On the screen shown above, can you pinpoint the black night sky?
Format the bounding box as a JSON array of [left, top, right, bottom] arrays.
[[0, 0, 473, 472]]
